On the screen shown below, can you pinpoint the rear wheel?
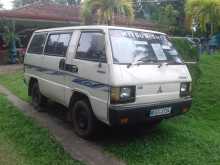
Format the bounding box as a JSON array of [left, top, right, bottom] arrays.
[[31, 82, 47, 111], [71, 100, 98, 139]]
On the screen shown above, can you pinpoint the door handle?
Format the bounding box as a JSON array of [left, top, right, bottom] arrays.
[[71, 65, 79, 73], [65, 64, 78, 73]]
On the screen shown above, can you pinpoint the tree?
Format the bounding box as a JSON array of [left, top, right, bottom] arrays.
[[158, 4, 180, 33], [82, 0, 134, 25], [2, 21, 19, 64], [133, 0, 186, 35], [13, 0, 52, 8], [53, 0, 81, 5], [185, 0, 220, 35]]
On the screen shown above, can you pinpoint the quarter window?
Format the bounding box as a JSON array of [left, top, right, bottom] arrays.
[[76, 32, 106, 62], [45, 33, 72, 57], [27, 33, 47, 54]]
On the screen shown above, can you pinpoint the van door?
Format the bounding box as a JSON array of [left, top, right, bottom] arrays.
[[66, 31, 109, 123], [41, 32, 72, 104], [24, 33, 47, 78]]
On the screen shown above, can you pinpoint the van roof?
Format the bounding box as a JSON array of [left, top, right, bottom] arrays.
[[35, 25, 166, 35]]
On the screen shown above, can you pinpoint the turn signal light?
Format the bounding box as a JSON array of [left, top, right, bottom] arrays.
[[182, 108, 188, 113], [120, 117, 128, 124]]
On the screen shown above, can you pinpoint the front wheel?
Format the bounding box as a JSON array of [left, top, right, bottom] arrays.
[[71, 100, 98, 139]]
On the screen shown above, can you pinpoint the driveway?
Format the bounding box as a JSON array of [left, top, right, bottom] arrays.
[[0, 64, 23, 74]]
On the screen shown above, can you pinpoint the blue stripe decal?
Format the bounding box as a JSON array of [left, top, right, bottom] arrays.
[[73, 78, 107, 89], [25, 64, 110, 90]]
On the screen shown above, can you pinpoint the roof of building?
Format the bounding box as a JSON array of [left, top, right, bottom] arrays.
[[0, 2, 161, 30], [0, 2, 80, 23]]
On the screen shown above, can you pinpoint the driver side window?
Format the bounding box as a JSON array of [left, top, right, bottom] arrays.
[[75, 32, 107, 63]]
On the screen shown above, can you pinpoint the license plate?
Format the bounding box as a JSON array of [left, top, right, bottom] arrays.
[[149, 107, 172, 117]]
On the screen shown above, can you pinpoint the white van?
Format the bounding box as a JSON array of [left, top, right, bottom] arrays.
[[24, 26, 192, 138]]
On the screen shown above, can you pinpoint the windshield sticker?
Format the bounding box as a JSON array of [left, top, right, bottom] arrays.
[[133, 40, 148, 45], [121, 31, 164, 41], [151, 43, 167, 61], [162, 45, 171, 50]]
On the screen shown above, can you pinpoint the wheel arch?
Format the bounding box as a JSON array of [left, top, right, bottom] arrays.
[[69, 90, 92, 109]]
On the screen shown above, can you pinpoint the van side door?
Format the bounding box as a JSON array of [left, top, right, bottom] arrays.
[[66, 30, 109, 123], [41, 32, 72, 104]]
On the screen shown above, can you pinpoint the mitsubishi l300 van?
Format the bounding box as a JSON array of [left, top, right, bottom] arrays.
[[24, 26, 192, 138]]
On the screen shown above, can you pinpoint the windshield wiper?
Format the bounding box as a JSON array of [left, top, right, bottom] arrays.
[[127, 60, 144, 68], [158, 61, 183, 68], [127, 58, 158, 68], [166, 61, 183, 65]]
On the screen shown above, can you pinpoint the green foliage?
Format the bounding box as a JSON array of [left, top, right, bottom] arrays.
[[0, 71, 30, 102], [82, 0, 134, 25], [1, 21, 19, 64], [171, 37, 201, 89], [171, 38, 199, 61], [51, 0, 81, 5], [185, 0, 220, 35], [158, 5, 180, 33], [135, 0, 186, 35], [2, 21, 18, 46]]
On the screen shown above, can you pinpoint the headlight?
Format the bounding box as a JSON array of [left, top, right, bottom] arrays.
[[180, 82, 191, 97], [110, 86, 136, 104]]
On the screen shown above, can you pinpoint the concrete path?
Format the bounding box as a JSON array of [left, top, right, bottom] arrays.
[[0, 64, 23, 74], [0, 84, 125, 165]]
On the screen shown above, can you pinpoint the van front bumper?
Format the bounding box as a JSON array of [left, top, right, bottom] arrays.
[[109, 98, 192, 125]]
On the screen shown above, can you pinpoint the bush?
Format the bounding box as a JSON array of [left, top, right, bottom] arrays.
[[171, 38, 199, 62], [171, 38, 201, 91]]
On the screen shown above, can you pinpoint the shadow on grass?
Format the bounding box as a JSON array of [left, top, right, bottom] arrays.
[[40, 100, 168, 146]]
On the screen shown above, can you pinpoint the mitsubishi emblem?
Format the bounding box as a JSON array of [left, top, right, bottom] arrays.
[[157, 86, 163, 93]]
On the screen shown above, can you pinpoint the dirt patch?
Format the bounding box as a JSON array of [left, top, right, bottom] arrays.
[[0, 65, 23, 75]]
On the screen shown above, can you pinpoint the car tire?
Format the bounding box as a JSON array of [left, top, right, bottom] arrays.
[[31, 82, 47, 111], [71, 99, 98, 139]]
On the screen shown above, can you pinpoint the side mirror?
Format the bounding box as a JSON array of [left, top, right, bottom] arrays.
[[59, 59, 65, 70]]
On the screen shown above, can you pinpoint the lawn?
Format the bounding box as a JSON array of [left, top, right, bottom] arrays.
[[0, 94, 83, 165], [0, 71, 30, 102], [105, 55, 220, 165], [0, 55, 220, 165]]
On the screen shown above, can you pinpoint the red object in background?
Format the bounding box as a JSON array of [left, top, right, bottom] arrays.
[[18, 48, 26, 55]]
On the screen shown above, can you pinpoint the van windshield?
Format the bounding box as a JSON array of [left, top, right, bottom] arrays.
[[109, 29, 183, 65]]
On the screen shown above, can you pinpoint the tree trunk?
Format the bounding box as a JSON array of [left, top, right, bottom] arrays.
[[211, 23, 214, 35]]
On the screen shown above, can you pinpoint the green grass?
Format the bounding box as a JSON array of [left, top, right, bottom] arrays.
[[0, 94, 83, 165], [0, 71, 30, 102], [105, 55, 220, 165]]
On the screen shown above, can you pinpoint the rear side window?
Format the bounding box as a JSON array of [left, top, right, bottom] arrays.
[[45, 33, 72, 57], [27, 33, 47, 54], [76, 32, 106, 62]]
